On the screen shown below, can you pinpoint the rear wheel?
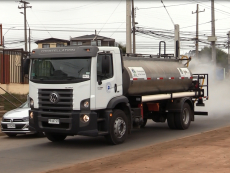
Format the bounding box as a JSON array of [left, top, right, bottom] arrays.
[[105, 109, 128, 145], [5, 133, 17, 137], [45, 133, 67, 142], [174, 103, 192, 130], [167, 113, 176, 129]]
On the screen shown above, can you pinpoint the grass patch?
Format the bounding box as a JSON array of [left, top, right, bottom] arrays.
[[0, 93, 27, 111]]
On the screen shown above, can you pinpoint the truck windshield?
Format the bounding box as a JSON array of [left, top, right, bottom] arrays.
[[30, 58, 91, 83]]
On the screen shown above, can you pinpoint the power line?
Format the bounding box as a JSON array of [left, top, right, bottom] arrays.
[[98, 0, 122, 35], [161, 0, 174, 26]]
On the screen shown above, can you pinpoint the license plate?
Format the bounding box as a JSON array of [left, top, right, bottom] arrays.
[[48, 119, 60, 124], [7, 123, 16, 128]]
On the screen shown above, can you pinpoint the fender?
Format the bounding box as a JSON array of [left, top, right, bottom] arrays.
[[107, 96, 129, 109], [166, 97, 194, 121], [107, 96, 132, 133]]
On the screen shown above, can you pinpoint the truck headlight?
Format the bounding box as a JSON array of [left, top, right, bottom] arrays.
[[30, 112, 33, 119], [81, 114, 90, 123], [83, 115, 90, 122], [83, 101, 89, 108], [80, 99, 90, 110], [30, 98, 34, 107]]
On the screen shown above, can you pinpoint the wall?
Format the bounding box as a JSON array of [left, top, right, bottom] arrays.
[[0, 83, 29, 94], [37, 42, 68, 49]]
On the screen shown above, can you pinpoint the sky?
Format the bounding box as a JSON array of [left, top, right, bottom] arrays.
[[1, 0, 230, 55]]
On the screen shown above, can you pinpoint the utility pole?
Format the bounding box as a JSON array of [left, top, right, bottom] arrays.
[[126, 0, 132, 54], [174, 24, 180, 59], [192, 4, 205, 59], [29, 27, 31, 53], [18, 0, 32, 52], [227, 31, 230, 77], [211, 0, 216, 65], [131, 0, 136, 54]]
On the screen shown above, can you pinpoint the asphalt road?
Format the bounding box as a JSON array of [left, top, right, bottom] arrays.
[[0, 109, 230, 173]]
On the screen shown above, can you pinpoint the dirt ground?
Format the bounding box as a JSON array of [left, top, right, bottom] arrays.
[[45, 126, 230, 173]]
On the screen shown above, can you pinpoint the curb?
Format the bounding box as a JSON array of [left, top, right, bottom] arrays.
[[0, 132, 6, 136]]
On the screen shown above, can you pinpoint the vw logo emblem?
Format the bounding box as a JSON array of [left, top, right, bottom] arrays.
[[49, 92, 59, 104]]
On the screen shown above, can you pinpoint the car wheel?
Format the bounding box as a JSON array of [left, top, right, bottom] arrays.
[[45, 133, 67, 142], [105, 109, 128, 145], [5, 133, 17, 137]]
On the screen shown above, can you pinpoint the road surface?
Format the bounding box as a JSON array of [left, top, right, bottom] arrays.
[[0, 111, 230, 173]]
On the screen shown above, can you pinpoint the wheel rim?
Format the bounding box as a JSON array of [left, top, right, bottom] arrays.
[[182, 108, 190, 125], [114, 117, 126, 138]]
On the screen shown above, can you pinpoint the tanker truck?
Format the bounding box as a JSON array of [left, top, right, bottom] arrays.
[[23, 45, 208, 144]]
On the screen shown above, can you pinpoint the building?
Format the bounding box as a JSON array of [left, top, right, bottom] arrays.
[[70, 34, 115, 47], [35, 38, 70, 49]]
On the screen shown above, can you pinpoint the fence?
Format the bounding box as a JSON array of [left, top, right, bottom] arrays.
[[0, 49, 29, 84]]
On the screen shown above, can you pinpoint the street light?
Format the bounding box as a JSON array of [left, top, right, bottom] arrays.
[[3, 27, 15, 48]]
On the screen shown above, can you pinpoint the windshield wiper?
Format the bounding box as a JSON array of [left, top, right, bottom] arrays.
[[39, 76, 49, 80], [67, 76, 77, 80], [78, 68, 84, 74]]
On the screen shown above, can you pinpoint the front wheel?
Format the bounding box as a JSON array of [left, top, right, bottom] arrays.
[[45, 133, 67, 142], [105, 109, 128, 145]]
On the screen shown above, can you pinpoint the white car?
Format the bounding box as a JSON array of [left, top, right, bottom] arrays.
[[1, 101, 40, 137]]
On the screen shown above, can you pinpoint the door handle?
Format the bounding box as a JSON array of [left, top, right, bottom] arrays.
[[114, 84, 117, 93]]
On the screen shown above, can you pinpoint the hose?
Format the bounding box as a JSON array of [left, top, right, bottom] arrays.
[[180, 55, 191, 67]]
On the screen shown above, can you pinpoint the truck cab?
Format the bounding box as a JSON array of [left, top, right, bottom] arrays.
[[28, 46, 128, 143]]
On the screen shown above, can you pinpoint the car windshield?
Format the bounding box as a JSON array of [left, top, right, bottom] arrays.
[[19, 101, 29, 108], [30, 58, 91, 81]]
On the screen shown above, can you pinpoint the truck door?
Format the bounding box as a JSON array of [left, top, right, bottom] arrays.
[[95, 53, 118, 109]]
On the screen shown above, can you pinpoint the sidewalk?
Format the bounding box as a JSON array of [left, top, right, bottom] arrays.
[[46, 125, 230, 173]]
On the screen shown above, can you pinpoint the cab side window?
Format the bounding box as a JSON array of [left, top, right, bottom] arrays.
[[97, 54, 113, 81]]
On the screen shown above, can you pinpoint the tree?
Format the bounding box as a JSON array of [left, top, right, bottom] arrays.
[[199, 46, 228, 69], [118, 43, 126, 54]]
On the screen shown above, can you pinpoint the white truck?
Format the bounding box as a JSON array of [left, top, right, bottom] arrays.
[[24, 45, 208, 144]]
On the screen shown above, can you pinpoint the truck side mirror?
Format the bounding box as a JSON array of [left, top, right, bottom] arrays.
[[102, 55, 110, 74], [23, 58, 30, 75]]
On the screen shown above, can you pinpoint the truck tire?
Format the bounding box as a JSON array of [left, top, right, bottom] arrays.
[[35, 132, 45, 137], [140, 118, 147, 128], [174, 103, 192, 130], [45, 133, 67, 142], [105, 109, 128, 145], [5, 133, 17, 137], [167, 113, 176, 129]]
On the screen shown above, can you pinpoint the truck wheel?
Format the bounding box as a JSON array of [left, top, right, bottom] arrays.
[[140, 118, 147, 128], [5, 133, 17, 137], [167, 113, 176, 129], [175, 103, 192, 130], [45, 133, 67, 142], [35, 132, 45, 137], [105, 109, 128, 145]]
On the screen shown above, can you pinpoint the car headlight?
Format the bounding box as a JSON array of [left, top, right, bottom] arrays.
[[22, 117, 29, 122]]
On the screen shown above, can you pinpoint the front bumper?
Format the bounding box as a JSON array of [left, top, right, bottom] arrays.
[[29, 109, 99, 136], [1, 122, 36, 134]]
